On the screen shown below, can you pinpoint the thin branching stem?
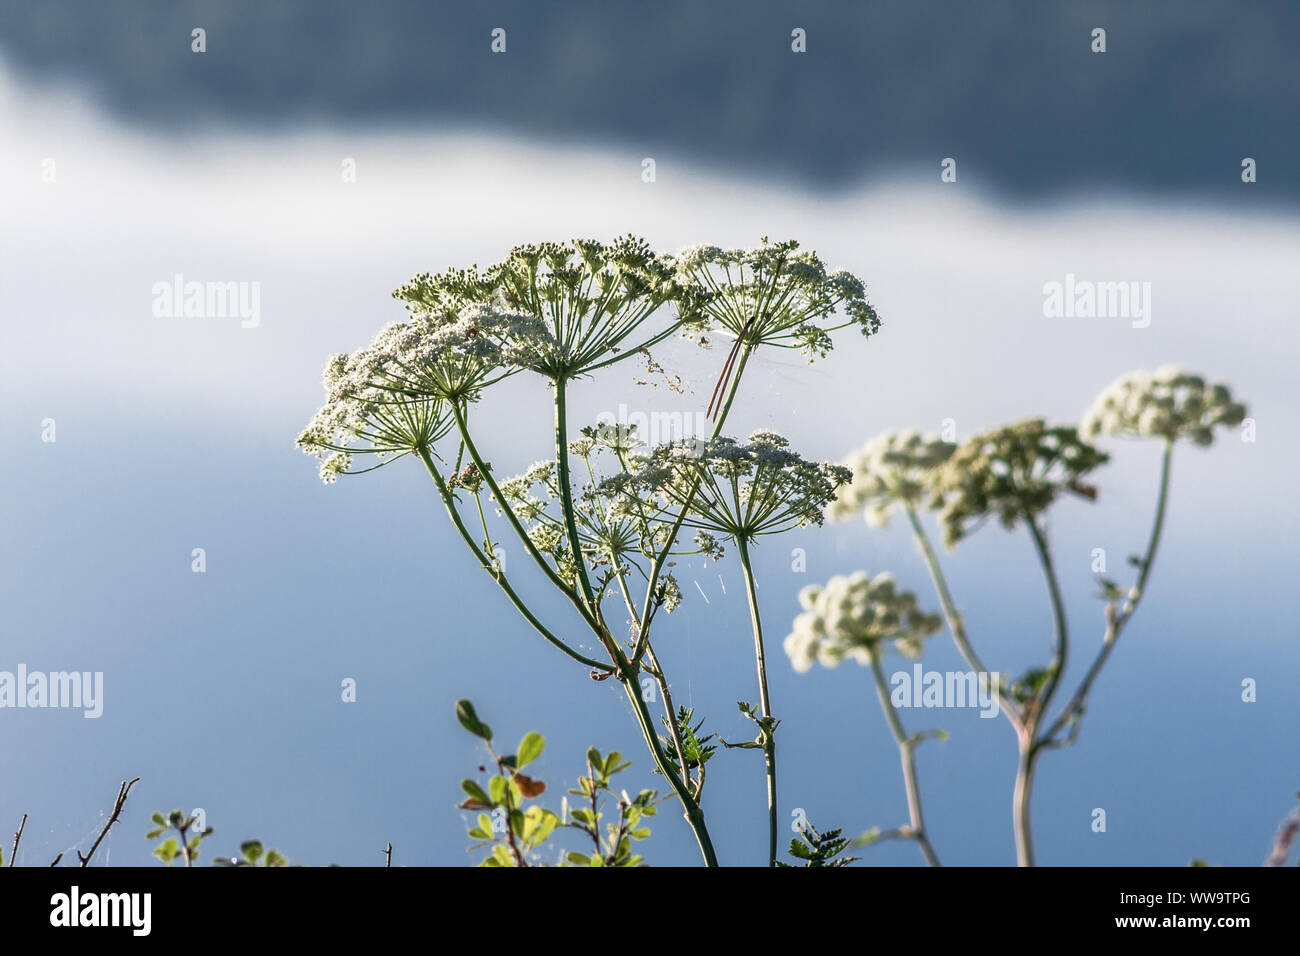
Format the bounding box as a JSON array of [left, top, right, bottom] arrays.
[[78, 777, 139, 867], [867, 653, 941, 866], [736, 533, 779, 867]]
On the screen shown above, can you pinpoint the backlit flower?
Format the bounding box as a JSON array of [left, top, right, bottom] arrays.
[[784, 571, 942, 672]]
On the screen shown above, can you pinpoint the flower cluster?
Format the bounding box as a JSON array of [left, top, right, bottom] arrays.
[[393, 236, 695, 379], [828, 429, 955, 526], [784, 572, 942, 672], [1081, 366, 1248, 446], [496, 426, 710, 592], [296, 304, 548, 481], [615, 430, 853, 539], [674, 238, 880, 360], [927, 419, 1109, 547]]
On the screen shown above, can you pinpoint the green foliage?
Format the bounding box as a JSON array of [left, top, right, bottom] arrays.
[[146, 809, 213, 867], [565, 748, 659, 867], [455, 699, 493, 741], [778, 820, 859, 868], [147, 808, 290, 867], [659, 706, 717, 773], [457, 700, 658, 866], [212, 840, 290, 867]]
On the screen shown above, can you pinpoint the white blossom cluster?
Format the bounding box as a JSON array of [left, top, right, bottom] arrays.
[[673, 238, 880, 359], [392, 236, 691, 378], [783, 571, 942, 673], [926, 419, 1109, 548], [618, 430, 852, 538], [1081, 366, 1248, 446], [829, 429, 955, 526], [297, 304, 549, 482]]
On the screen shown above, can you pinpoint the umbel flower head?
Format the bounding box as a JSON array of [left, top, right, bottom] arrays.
[[494, 425, 714, 604], [392, 236, 694, 379], [1081, 366, 1248, 447], [613, 430, 853, 539], [674, 238, 880, 360], [927, 419, 1109, 548], [297, 304, 545, 482], [829, 429, 956, 526], [784, 571, 942, 672]]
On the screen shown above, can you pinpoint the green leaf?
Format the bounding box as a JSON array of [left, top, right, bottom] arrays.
[[586, 747, 602, 768], [565, 851, 594, 867], [264, 850, 286, 867], [151, 812, 167, 827], [517, 732, 545, 768], [145, 828, 165, 840], [240, 840, 264, 864], [153, 838, 180, 865], [488, 774, 508, 806], [787, 839, 815, 859], [455, 699, 493, 741], [460, 779, 492, 806]]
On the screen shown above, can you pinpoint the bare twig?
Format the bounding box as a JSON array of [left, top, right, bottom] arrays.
[[1264, 806, 1300, 867], [384, 842, 392, 868], [9, 813, 27, 867], [49, 852, 63, 867], [77, 777, 140, 867]]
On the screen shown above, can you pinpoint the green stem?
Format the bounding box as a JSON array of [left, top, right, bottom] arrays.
[[867, 652, 941, 867], [1013, 733, 1039, 867], [630, 345, 752, 665], [1014, 517, 1069, 868], [1027, 517, 1070, 723], [553, 378, 601, 618], [903, 502, 1022, 734], [417, 446, 611, 672], [736, 534, 778, 867], [614, 649, 719, 867], [450, 404, 605, 638], [1042, 439, 1173, 745], [422, 444, 718, 864]]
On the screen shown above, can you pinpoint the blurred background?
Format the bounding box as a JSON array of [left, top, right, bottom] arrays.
[[1, 0, 1297, 867]]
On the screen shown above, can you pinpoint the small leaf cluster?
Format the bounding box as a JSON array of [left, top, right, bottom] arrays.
[[563, 748, 660, 867], [778, 820, 860, 868], [146, 810, 213, 867], [456, 699, 658, 867], [212, 841, 289, 868], [456, 700, 558, 868]]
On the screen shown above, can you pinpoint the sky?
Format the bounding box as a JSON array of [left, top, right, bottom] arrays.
[[1, 3, 1297, 867]]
